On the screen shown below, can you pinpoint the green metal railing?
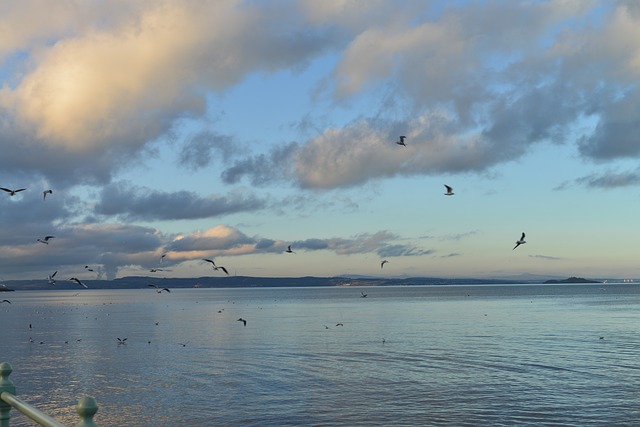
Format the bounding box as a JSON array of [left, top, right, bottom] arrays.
[[0, 363, 99, 427]]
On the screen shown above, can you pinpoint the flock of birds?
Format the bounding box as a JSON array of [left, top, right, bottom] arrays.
[[1, 135, 529, 302]]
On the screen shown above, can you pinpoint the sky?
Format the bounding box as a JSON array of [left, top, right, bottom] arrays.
[[1, 0, 640, 281]]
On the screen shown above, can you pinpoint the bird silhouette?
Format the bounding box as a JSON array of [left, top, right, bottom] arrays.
[[69, 277, 88, 288], [0, 187, 27, 196], [513, 232, 526, 250], [48, 271, 57, 284], [43, 189, 53, 200], [37, 236, 55, 244], [1, 299, 11, 304], [395, 136, 407, 146], [285, 245, 295, 254], [360, 292, 368, 298], [381, 260, 389, 269], [203, 259, 217, 268], [444, 185, 454, 196], [237, 318, 247, 326]]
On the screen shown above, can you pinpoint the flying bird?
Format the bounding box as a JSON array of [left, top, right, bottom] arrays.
[[117, 338, 127, 345], [69, 277, 88, 288], [360, 292, 368, 298], [43, 189, 53, 200], [285, 245, 295, 254], [147, 284, 170, 293], [0, 187, 27, 196], [444, 185, 454, 196], [203, 259, 217, 268], [1, 300, 10, 304], [513, 232, 526, 250], [237, 318, 247, 327], [84, 266, 94, 272], [48, 271, 57, 285], [381, 260, 389, 269], [215, 265, 229, 275], [395, 136, 407, 146], [150, 268, 164, 273], [37, 236, 55, 244]]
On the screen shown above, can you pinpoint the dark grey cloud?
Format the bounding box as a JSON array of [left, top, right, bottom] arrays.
[[95, 181, 266, 221], [221, 142, 298, 186], [529, 254, 563, 261], [178, 130, 237, 170], [576, 170, 640, 189]]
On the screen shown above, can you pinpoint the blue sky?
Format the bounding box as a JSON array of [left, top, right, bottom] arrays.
[[1, 0, 640, 281]]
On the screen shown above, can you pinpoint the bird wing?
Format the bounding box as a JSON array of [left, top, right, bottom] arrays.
[[0, 188, 11, 193], [16, 188, 26, 193], [218, 266, 229, 275], [44, 236, 55, 240], [52, 271, 57, 278], [521, 232, 525, 240]]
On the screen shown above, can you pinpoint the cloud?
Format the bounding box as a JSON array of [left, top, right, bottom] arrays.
[[529, 254, 563, 261], [178, 130, 238, 170], [95, 181, 266, 221], [575, 169, 640, 189], [0, 1, 337, 185]]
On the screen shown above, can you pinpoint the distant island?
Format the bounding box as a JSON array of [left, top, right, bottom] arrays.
[[543, 276, 600, 284]]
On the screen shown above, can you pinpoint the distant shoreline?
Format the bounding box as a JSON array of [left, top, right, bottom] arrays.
[[0, 275, 620, 291]]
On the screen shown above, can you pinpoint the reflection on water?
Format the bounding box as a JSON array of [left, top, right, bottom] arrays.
[[1, 284, 639, 426]]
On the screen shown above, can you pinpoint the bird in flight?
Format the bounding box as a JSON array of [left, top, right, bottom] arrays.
[[160, 253, 166, 263], [203, 258, 217, 268], [1, 299, 10, 304], [43, 189, 53, 200], [395, 136, 407, 146], [69, 277, 88, 288], [147, 284, 170, 293], [84, 266, 94, 272], [48, 271, 57, 285], [117, 338, 127, 345], [215, 265, 229, 275], [513, 232, 526, 250], [37, 236, 55, 244], [150, 268, 164, 273], [360, 292, 368, 298], [444, 185, 454, 196], [285, 245, 295, 254], [237, 318, 247, 327], [381, 260, 389, 269], [0, 187, 27, 196]]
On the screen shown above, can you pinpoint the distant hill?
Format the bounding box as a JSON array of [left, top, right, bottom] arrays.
[[543, 276, 601, 284], [3, 275, 522, 291], [1, 274, 613, 291]]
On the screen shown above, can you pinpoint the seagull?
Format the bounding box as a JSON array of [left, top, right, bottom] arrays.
[[43, 189, 53, 200], [48, 271, 57, 285], [444, 185, 454, 196], [37, 236, 55, 244], [69, 277, 88, 288], [160, 253, 166, 263], [215, 265, 229, 275], [84, 266, 94, 272], [360, 292, 368, 298], [1, 299, 10, 304], [203, 258, 217, 268], [117, 338, 127, 345], [237, 318, 247, 326], [285, 245, 295, 254], [0, 187, 27, 196], [513, 232, 526, 250], [150, 268, 164, 272], [381, 260, 389, 269], [335, 323, 344, 327], [395, 135, 407, 147], [147, 284, 170, 293]]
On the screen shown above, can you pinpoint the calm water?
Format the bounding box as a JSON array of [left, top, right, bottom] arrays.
[[0, 284, 638, 426]]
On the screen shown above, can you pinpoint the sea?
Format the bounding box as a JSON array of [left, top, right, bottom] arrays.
[[0, 283, 638, 426]]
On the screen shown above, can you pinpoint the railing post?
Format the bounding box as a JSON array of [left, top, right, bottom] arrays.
[[75, 396, 99, 427], [0, 362, 16, 427]]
